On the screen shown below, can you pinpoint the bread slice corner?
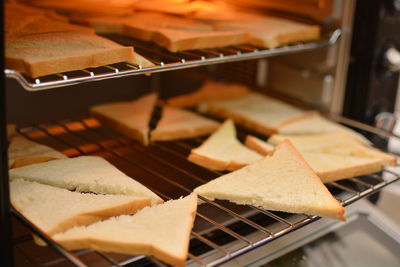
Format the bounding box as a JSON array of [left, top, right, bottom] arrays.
[[150, 106, 220, 142], [8, 136, 68, 169], [188, 119, 263, 171], [91, 93, 158, 146]]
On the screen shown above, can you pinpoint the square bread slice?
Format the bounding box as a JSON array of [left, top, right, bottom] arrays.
[[82, 12, 246, 52], [9, 156, 162, 205], [11, 179, 156, 236], [244, 136, 387, 183], [167, 80, 250, 108], [194, 140, 346, 221], [277, 111, 371, 145], [54, 193, 198, 267], [8, 136, 68, 169], [188, 119, 263, 171], [214, 16, 320, 49], [268, 131, 397, 166], [203, 93, 308, 135], [91, 93, 157, 146], [150, 106, 220, 141], [5, 31, 142, 78]]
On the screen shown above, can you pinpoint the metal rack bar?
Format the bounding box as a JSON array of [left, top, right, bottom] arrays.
[[5, 29, 342, 91]]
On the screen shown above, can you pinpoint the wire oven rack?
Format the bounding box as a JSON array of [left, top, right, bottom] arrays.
[[5, 29, 341, 91], [11, 114, 400, 267]]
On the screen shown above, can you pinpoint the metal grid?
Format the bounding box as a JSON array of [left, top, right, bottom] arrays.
[[10, 115, 400, 267], [5, 29, 341, 91]]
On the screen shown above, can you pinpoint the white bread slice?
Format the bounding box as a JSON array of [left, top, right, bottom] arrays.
[[188, 120, 263, 171], [204, 93, 307, 135], [167, 80, 250, 108], [83, 12, 246, 52], [5, 31, 137, 78], [8, 136, 68, 169], [7, 124, 16, 140], [244, 135, 274, 156], [214, 16, 320, 49], [10, 179, 156, 236], [91, 93, 157, 146], [150, 106, 220, 141], [244, 136, 387, 183], [9, 156, 162, 204], [277, 111, 371, 145], [300, 152, 386, 183], [54, 193, 198, 267], [268, 131, 397, 166], [194, 140, 346, 221]]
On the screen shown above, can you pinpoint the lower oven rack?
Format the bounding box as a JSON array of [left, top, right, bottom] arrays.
[[11, 115, 400, 267], [5, 29, 341, 92]]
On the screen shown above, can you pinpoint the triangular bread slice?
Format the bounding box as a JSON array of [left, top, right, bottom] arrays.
[[244, 136, 386, 183], [8, 136, 68, 169], [9, 156, 162, 204], [194, 140, 346, 221], [268, 131, 397, 166], [277, 111, 371, 145], [11, 179, 156, 236], [54, 193, 198, 267], [188, 120, 263, 171], [150, 106, 220, 141], [91, 93, 157, 146], [167, 80, 250, 108], [203, 93, 308, 135]]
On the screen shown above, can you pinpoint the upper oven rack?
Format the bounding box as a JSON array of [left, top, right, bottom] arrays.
[[11, 113, 400, 267], [5, 29, 341, 91]]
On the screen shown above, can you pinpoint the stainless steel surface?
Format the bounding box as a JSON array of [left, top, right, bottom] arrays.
[[11, 114, 400, 267], [4, 29, 341, 92]]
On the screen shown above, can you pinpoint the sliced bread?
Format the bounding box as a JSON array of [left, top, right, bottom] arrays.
[[203, 93, 307, 135], [9, 156, 162, 204], [268, 131, 397, 166], [167, 80, 250, 108], [83, 12, 246, 52], [8, 136, 68, 169], [10, 178, 156, 236], [188, 120, 263, 171], [5, 31, 137, 78], [150, 106, 220, 141], [214, 16, 320, 49], [194, 140, 346, 221], [277, 111, 371, 145], [54, 193, 198, 267], [244, 136, 387, 183], [91, 93, 158, 146]]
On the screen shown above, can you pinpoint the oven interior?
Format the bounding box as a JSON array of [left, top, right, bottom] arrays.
[[4, 0, 400, 266]]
